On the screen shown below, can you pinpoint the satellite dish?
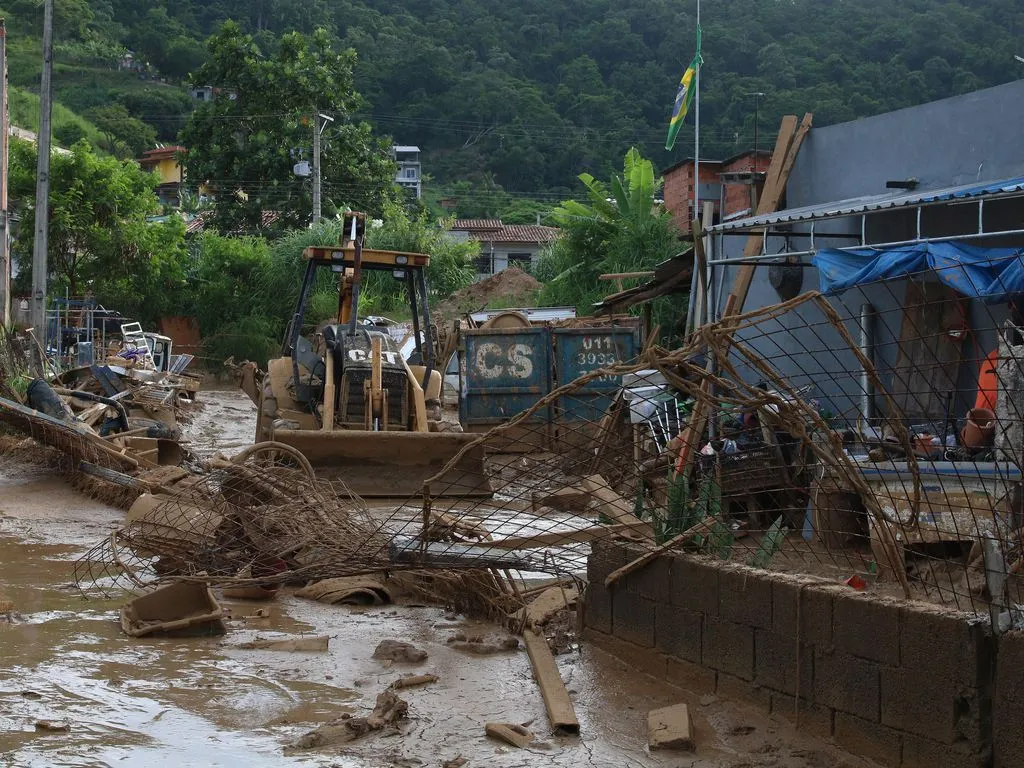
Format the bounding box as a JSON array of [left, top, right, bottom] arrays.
[[293, 161, 311, 177]]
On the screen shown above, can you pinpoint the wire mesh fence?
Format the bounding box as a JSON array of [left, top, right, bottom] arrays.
[[72, 265, 1024, 625]]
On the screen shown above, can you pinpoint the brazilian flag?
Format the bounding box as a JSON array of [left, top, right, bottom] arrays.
[[665, 29, 703, 151]]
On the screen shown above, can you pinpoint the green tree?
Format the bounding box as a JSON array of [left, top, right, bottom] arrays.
[[180, 22, 397, 235], [86, 104, 158, 157], [9, 139, 186, 316], [535, 147, 683, 313]]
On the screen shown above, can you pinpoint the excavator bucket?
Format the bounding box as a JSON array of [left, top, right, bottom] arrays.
[[269, 429, 492, 498]]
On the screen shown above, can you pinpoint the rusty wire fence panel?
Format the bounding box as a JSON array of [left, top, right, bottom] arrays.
[[72, 264, 1024, 625]]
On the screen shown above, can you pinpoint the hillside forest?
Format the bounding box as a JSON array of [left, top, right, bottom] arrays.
[[0, 0, 1021, 209]]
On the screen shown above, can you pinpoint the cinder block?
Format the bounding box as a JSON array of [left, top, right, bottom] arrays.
[[754, 629, 813, 697], [583, 629, 668, 680], [772, 579, 833, 648], [880, 666, 980, 746], [665, 655, 717, 694], [588, 539, 632, 584], [994, 631, 1024, 768], [669, 554, 719, 614], [901, 733, 988, 768], [612, 592, 656, 648], [703, 616, 754, 681], [655, 604, 702, 663], [833, 593, 900, 666], [719, 566, 773, 630], [769, 692, 834, 740], [583, 582, 612, 634], [716, 672, 771, 711], [899, 605, 990, 689], [834, 712, 902, 767], [618, 555, 670, 602], [813, 648, 880, 720]]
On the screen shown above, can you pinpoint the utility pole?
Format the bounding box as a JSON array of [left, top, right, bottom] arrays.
[[31, 0, 54, 335], [747, 91, 765, 161], [0, 19, 10, 327], [311, 112, 334, 225]]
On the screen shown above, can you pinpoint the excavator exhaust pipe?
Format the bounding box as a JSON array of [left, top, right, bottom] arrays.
[[270, 429, 492, 498]]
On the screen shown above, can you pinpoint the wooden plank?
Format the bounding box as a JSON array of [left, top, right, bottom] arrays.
[[580, 474, 654, 539], [890, 279, 964, 420], [522, 629, 580, 733], [674, 114, 812, 478], [604, 517, 717, 587], [485, 521, 650, 550]]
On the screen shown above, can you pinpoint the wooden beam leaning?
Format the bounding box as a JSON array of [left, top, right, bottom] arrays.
[[522, 628, 580, 734]]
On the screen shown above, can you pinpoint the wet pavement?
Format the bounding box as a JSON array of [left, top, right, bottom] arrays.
[[0, 390, 874, 767]]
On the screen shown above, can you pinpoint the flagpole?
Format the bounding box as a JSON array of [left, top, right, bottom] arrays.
[[693, 0, 700, 230]]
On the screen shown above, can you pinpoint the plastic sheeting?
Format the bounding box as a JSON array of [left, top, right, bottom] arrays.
[[813, 241, 1024, 302]]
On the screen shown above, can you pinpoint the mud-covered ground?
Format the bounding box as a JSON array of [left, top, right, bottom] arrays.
[[1, 390, 877, 767]]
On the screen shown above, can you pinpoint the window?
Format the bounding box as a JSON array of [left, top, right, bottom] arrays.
[[508, 252, 532, 268], [404, 168, 417, 179]]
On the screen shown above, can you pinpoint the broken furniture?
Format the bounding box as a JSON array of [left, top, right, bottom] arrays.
[[120, 581, 226, 638]]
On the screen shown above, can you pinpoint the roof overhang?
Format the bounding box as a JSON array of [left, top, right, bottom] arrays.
[[708, 175, 1024, 235]]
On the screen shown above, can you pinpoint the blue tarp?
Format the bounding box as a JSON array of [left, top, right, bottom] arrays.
[[813, 242, 1024, 303]]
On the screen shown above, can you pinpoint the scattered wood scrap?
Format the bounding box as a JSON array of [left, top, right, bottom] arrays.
[[518, 585, 579, 629], [289, 691, 408, 749], [237, 635, 329, 652], [648, 703, 695, 751], [522, 628, 580, 734], [485, 722, 536, 748], [605, 517, 719, 588], [580, 475, 654, 541], [389, 674, 438, 690]]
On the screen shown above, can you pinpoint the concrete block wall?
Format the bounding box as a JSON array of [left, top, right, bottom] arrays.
[[583, 540, 1007, 768]]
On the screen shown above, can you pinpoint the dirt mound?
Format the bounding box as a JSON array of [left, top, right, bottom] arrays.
[[435, 267, 541, 320]]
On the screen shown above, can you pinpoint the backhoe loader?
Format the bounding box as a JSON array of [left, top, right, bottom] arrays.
[[242, 212, 491, 498]]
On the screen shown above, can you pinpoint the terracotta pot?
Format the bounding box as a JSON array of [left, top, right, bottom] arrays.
[[961, 408, 996, 448]]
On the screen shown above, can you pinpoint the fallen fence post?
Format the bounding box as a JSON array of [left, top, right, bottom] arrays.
[[522, 628, 580, 734]]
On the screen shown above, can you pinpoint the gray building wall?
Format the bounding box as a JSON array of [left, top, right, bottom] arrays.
[[713, 78, 1024, 424]]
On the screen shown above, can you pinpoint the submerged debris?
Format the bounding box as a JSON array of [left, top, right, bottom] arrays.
[[373, 640, 428, 664], [288, 691, 408, 750]]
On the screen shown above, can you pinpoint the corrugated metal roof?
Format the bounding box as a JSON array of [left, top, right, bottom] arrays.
[[708, 175, 1024, 233]]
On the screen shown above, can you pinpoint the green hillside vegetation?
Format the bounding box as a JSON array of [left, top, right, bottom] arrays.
[[1, 0, 1020, 200]]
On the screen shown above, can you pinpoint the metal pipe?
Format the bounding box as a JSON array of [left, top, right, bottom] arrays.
[[858, 303, 875, 423], [54, 388, 129, 432], [707, 226, 1024, 265]]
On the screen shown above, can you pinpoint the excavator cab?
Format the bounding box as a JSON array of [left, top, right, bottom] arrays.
[[252, 212, 491, 498]]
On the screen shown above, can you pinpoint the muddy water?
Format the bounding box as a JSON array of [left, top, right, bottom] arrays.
[[1, 390, 871, 767]]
